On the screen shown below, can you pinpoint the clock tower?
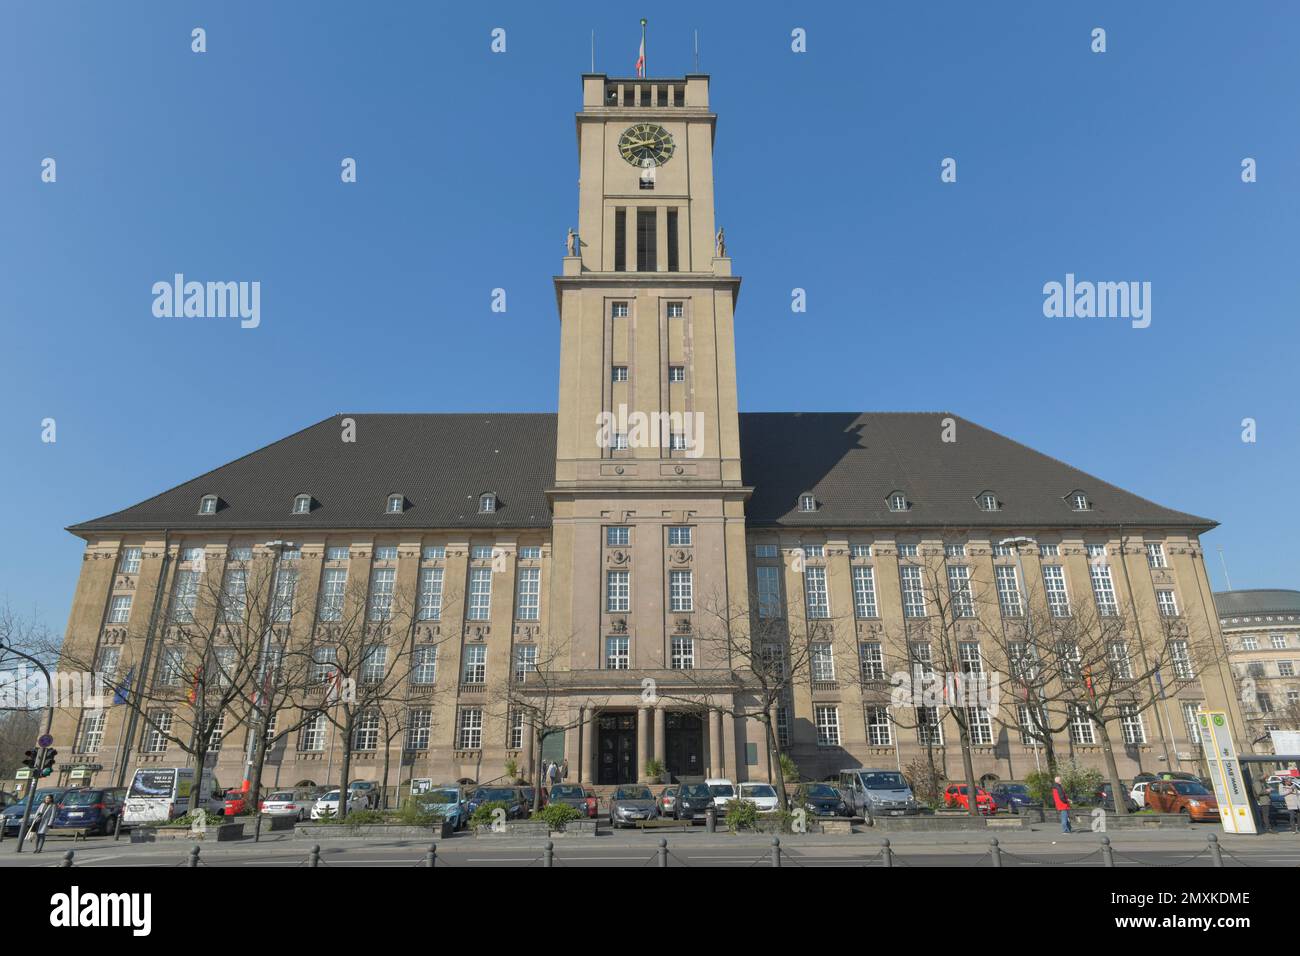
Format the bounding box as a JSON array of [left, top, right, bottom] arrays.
[[549, 73, 751, 783]]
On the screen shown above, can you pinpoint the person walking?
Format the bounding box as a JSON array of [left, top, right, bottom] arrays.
[[1051, 775, 1072, 834], [1284, 778, 1300, 833], [559, 758, 569, 782], [30, 794, 57, 854]]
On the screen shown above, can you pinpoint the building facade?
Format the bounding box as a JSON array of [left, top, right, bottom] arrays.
[[47, 73, 1246, 799], [1215, 589, 1300, 751]]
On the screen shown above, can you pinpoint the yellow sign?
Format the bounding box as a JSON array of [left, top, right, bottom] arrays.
[[1198, 710, 1257, 835]]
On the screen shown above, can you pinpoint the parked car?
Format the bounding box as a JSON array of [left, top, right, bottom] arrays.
[[2, 788, 67, 835], [466, 786, 529, 819], [222, 788, 251, 816], [944, 784, 998, 814], [51, 787, 126, 836], [990, 783, 1035, 813], [346, 780, 378, 810], [673, 783, 716, 820], [801, 783, 849, 817], [310, 790, 343, 820], [837, 769, 920, 818], [259, 789, 314, 821], [656, 785, 679, 818], [608, 785, 659, 828], [1144, 779, 1219, 821], [738, 783, 780, 812], [411, 786, 470, 829], [548, 784, 598, 819], [1130, 781, 1150, 808], [1096, 782, 1140, 813], [704, 778, 736, 809], [519, 786, 547, 811]]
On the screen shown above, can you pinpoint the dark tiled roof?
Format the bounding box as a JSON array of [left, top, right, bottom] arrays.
[[69, 412, 1214, 534], [1213, 590, 1300, 619]]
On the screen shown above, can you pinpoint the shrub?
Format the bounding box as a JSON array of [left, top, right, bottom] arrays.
[[903, 756, 944, 808], [779, 753, 800, 785], [644, 758, 666, 780], [537, 802, 582, 830], [724, 798, 759, 832], [394, 800, 438, 826], [469, 800, 511, 830], [1026, 760, 1104, 805]]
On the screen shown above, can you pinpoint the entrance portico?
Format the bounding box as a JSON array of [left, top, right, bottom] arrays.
[[576, 704, 721, 785]]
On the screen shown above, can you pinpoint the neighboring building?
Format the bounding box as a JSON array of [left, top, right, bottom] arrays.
[[1215, 589, 1300, 751], [47, 72, 1246, 798]]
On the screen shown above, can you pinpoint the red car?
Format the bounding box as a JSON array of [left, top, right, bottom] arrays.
[[222, 787, 251, 816], [944, 784, 999, 814]]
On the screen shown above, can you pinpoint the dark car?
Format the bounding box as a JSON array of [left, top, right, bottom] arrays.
[[2, 788, 67, 834], [608, 785, 659, 828], [466, 786, 529, 819], [990, 783, 1035, 813], [519, 786, 547, 812], [52, 787, 126, 835], [548, 784, 598, 818], [1096, 782, 1140, 814], [802, 783, 849, 817], [673, 783, 716, 821]]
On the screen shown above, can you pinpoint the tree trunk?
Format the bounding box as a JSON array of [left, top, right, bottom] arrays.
[[532, 725, 545, 814], [764, 710, 789, 813], [958, 724, 980, 818], [381, 740, 393, 810], [337, 712, 353, 818], [249, 724, 270, 815], [1095, 719, 1130, 816]]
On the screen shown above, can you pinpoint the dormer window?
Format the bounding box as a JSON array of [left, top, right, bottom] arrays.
[[1068, 491, 1091, 512], [386, 494, 406, 515], [198, 494, 219, 515], [976, 492, 1000, 512], [292, 494, 313, 515], [887, 492, 909, 513], [798, 494, 817, 513], [479, 493, 497, 514]]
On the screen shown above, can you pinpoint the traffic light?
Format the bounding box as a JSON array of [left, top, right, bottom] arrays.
[[40, 749, 56, 777], [21, 749, 37, 771]]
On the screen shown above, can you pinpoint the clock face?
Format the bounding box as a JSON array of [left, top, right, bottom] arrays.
[[618, 123, 674, 167]]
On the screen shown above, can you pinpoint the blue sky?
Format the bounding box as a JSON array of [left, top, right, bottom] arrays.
[[3, 1, 1298, 633]]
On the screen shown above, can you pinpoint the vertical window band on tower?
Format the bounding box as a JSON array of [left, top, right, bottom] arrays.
[[636, 208, 657, 272], [667, 208, 679, 272], [614, 209, 626, 272]]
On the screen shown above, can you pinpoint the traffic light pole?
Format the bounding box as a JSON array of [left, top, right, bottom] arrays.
[[2, 645, 55, 853]]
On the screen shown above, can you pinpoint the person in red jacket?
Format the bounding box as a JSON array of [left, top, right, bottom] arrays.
[[1051, 775, 1072, 833]]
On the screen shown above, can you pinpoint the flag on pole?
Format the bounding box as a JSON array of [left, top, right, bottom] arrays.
[[113, 666, 134, 705], [635, 19, 646, 77]]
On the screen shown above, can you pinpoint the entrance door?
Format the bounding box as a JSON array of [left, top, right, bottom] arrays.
[[597, 713, 637, 785], [664, 713, 704, 782]]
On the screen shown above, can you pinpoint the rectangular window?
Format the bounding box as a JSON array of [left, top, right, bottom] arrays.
[[1171, 640, 1194, 679], [158, 646, 185, 687], [516, 567, 540, 620], [1271, 634, 1288, 649], [269, 568, 296, 623], [422, 545, 445, 561], [959, 642, 983, 674], [614, 211, 626, 272], [1016, 704, 1041, 746], [373, 545, 398, 560], [96, 646, 120, 685], [412, 645, 437, 685], [1183, 703, 1203, 744], [815, 706, 841, 746], [1120, 704, 1147, 744], [119, 547, 142, 575], [353, 709, 377, 750], [671, 637, 694, 670], [219, 568, 248, 622], [803, 544, 825, 558], [1069, 705, 1095, 745], [900, 565, 926, 618], [208, 713, 225, 752], [1043, 565, 1071, 617], [811, 643, 835, 682], [668, 365, 685, 383], [754, 544, 778, 558], [462, 644, 487, 684], [995, 565, 1022, 617], [367, 568, 396, 621], [170, 570, 200, 623], [636, 208, 657, 271], [776, 706, 791, 749], [1109, 641, 1133, 680], [227, 545, 253, 562], [948, 565, 975, 618], [299, 713, 328, 752], [852, 566, 878, 618], [666, 210, 679, 271], [318, 568, 347, 622], [513, 644, 537, 682], [967, 707, 993, 745], [607, 527, 630, 547], [1146, 543, 1167, 569], [471, 545, 494, 561], [991, 544, 1012, 557], [1156, 590, 1179, 617], [326, 546, 350, 561], [407, 709, 433, 750], [1242, 636, 1259, 650], [78, 712, 106, 754], [851, 544, 872, 558], [310, 646, 337, 685], [668, 432, 687, 450], [468, 568, 493, 620], [360, 643, 387, 684], [1038, 543, 1060, 558], [417, 567, 444, 621], [1058, 641, 1082, 680], [917, 707, 944, 746], [605, 636, 630, 670], [1090, 564, 1119, 617], [866, 707, 893, 746], [803, 566, 829, 619], [144, 711, 172, 754], [756, 565, 782, 619], [859, 642, 884, 681], [1279, 660, 1294, 677], [611, 365, 629, 382], [518, 546, 541, 560], [508, 710, 525, 750], [606, 570, 630, 612], [897, 543, 918, 557], [668, 526, 692, 546], [180, 547, 204, 564], [670, 570, 693, 612], [945, 544, 966, 558], [108, 595, 133, 624]]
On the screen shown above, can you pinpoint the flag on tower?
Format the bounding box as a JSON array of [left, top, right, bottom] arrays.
[[635, 19, 646, 77]]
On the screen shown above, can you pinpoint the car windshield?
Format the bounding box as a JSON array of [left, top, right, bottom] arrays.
[[1174, 782, 1211, 796], [550, 786, 584, 799], [615, 787, 653, 800], [743, 785, 777, 797], [424, 789, 459, 804], [61, 790, 103, 806], [682, 784, 712, 798], [320, 791, 339, 801], [1002, 785, 1028, 794], [476, 788, 517, 801], [805, 784, 838, 798], [268, 792, 295, 801], [862, 772, 906, 790], [709, 784, 735, 797]]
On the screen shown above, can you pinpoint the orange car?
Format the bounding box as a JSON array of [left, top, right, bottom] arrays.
[[1143, 779, 1218, 821], [943, 784, 998, 814]]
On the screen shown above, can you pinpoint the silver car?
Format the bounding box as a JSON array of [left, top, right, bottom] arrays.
[[608, 785, 659, 829], [260, 789, 313, 820]]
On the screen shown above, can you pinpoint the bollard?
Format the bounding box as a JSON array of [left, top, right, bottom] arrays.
[[254, 814, 263, 843], [426, 842, 437, 868], [61, 850, 74, 868], [881, 839, 894, 868], [114, 814, 123, 841], [309, 844, 321, 868], [544, 840, 554, 868], [771, 837, 782, 868], [1101, 836, 1114, 867], [188, 845, 201, 868], [989, 838, 1002, 868], [658, 838, 668, 868], [705, 807, 716, 833], [1208, 833, 1223, 868]]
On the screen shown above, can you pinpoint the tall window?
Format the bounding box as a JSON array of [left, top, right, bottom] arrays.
[[815, 706, 841, 746], [811, 643, 835, 682], [804, 566, 829, 619], [417, 567, 444, 621], [859, 642, 885, 681], [1146, 543, 1167, 568], [318, 568, 347, 622], [218, 568, 248, 622], [1108, 641, 1133, 679], [407, 709, 433, 750], [636, 208, 657, 271], [1170, 640, 1194, 679], [1120, 704, 1147, 744], [865, 707, 893, 746], [272, 568, 297, 623], [995, 565, 1022, 617], [1156, 590, 1179, 617], [917, 707, 944, 746], [671, 637, 694, 670], [756, 565, 783, 618], [1089, 563, 1119, 617], [606, 571, 630, 612], [1016, 704, 1042, 746], [1182, 702, 1203, 744], [614, 211, 626, 271], [468, 568, 492, 620], [462, 645, 487, 684], [900, 565, 926, 618], [1068, 705, 1095, 744], [606, 527, 630, 547], [78, 712, 106, 754], [508, 710, 525, 750], [108, 595, 133, 624], [670, 570, 693, 612], [299, 712, 328, 752], [852, 566, 878, 618], [457, 709, 483, 750], [909, 641, 934, 681], [158, 647, 185, 687], [959, 642, 983, 674], [208, 713, 225, 752], [776, 707, 791, 749], [96, 646, 120, 685], [360, 644, 387, 684], [605, 636, 630, 670], [1042, 565, 1070, 617], [516, 567, 541, 620], [411, 645, 437, 685], [310, 646, 337, 685], [119, 547, 143, 575], [144, 711, 173, 753], [1057, 641, 1082, 681], [170, 569, 200, 623], [367, 568, 396, 621], [666, 210, 679, 271], [514, 645, 537, 682], [947, 565, 975, 618], [350, 712, 379, 751], [966, 707, 993, 745]]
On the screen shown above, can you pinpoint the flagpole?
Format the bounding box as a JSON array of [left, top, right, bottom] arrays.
[[641, 18, 647, 76]]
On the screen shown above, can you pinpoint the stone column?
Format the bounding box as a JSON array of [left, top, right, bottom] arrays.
[[722, 712, 737, 781], [637, 706, 650, 782], [708, 709, 722, 777], [653, 708, 666, 769], [580, 706, 594, 783]]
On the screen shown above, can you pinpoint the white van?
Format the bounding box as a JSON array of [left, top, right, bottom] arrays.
[[123, 767, 222, 825]]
